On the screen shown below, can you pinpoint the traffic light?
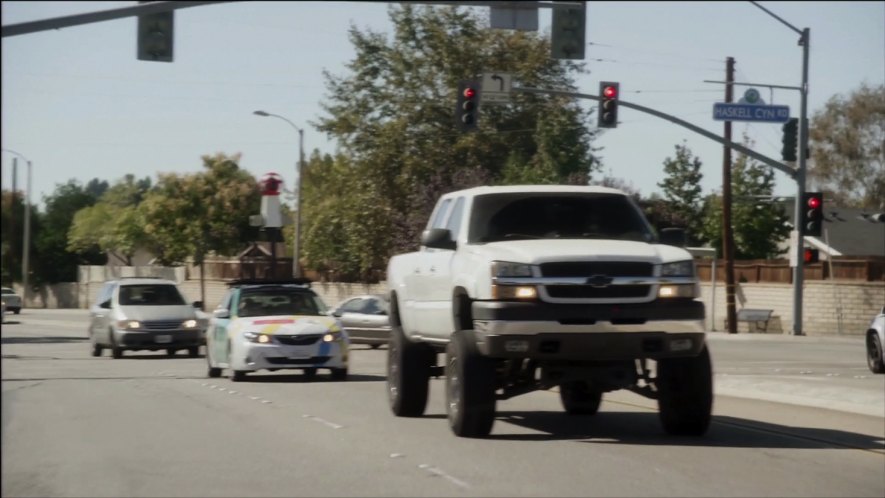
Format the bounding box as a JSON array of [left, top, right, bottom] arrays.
[[781, 117, 798, 162], [551, 2, 586, 60], [803, 248, 819, 264], [455, 81, 481, 132], [598, 82, 619, 128], [802, 191, 824, 236], [137, 8, 174, 62]]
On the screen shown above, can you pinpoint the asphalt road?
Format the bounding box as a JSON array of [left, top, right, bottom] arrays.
[[2, 309, 883, 497]]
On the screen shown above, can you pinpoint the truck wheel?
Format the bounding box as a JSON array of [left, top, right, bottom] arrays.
[[445, 330, 496, 438], [387, 326, 432, 417], [559, 381, 602, 415], [656, 345, 713, 436]]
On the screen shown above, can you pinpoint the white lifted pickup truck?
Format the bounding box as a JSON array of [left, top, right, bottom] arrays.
[[386, 185, 711, 438]]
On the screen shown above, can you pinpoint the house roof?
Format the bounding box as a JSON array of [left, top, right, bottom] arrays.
[[782, 202, 885, 257]]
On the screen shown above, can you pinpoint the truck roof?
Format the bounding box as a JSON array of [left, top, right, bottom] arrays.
[[443, 185, 628, 198]]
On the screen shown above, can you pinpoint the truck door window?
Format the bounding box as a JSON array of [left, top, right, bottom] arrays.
[[445, 197, 465, 238], [429, 199, 452, 229]]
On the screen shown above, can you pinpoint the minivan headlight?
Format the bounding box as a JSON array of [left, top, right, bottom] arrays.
[[182, 319, 198, 329], [117, 320, 141, 330]]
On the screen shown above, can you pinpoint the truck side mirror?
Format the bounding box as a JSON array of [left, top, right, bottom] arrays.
[[421, 228, 456, 250], [659, 228, 687, 247]]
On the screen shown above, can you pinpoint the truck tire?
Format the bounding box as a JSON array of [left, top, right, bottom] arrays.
[[559, 381, 603, 415], [387, 325, 432, 417], [445, 329, 497, 438], [656, 345, 713, 436]]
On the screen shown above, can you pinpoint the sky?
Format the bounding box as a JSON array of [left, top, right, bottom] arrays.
[[2, 1, 883, 211]]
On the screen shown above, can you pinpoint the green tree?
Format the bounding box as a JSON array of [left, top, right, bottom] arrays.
[[808, 83, 885, 210], [700, 136, 790, 259], [34, 180, 106, 284], [1, 190, 39, 285], [140, 153, 260, 265], [67, 175, 152, 265], [652, 142, 705, 244], [309, 5, 602, 280]]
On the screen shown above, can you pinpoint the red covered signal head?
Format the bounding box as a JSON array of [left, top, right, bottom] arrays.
[[603, 85, 618, 99], [807, 196, 821, 209], [463, 87, 476, 99]]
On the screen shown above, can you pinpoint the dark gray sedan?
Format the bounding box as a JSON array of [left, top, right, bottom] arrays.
[[330, 294, 390, 349]]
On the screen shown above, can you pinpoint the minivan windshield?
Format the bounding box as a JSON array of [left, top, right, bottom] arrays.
[[119, 284, 187, 306], [468, 192, 656, 243]]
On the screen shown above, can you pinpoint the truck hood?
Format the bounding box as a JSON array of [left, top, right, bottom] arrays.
[[470, 239, 690, 264]]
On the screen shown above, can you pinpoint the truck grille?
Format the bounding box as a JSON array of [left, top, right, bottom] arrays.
[[540, 261, 653, 300], [540, 262, 653, 277], [546, 285, 651, 299]]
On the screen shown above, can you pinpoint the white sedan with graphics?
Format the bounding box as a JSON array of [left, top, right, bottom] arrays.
[[206, 279, 349, 381]]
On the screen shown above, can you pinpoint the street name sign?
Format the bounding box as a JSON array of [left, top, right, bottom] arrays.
[[713, 103, 790, 123]]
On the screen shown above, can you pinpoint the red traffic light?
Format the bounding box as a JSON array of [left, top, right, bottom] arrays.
[[803, 248, 819, 264], [807, 196, 821, 209], [603, 85, 618, 99], [463, 87, 476, 99]]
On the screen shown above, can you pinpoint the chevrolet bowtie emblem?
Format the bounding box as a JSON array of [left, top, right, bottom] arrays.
[[586, 275, 613, 287]]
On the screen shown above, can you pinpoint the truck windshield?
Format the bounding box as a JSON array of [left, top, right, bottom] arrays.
[[469, 193, 655, 243]]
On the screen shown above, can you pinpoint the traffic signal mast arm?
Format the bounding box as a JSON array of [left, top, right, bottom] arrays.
[[513, 86, 797, 180]]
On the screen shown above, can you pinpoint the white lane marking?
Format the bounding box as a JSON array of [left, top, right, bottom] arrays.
[[418, 463, 470, 489], [390, 453, 405, 458], [302, 414, 343, 429]]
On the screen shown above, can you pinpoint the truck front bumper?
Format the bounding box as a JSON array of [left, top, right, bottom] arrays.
[[471, 299, 706, 360]]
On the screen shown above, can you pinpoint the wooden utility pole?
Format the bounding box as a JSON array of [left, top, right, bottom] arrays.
[[723, 57, 737, 334]]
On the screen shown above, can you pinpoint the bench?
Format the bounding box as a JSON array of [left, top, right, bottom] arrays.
[[733, 308, 775, 332]]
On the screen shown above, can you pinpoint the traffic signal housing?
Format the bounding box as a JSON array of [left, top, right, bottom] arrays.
[[802, 191, 824, 237], [803, 248, 819, 265], [137, 9, 174, 62], [455, 81, 481, 132], [781, 117, 798, 162], [551, 2, 586, 60], [598, 82, 619, 128]]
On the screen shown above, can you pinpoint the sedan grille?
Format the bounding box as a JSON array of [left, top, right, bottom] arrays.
[[275, 335, 322, 346]]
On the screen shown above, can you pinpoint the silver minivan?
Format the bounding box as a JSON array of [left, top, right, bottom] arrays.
[[89, 278, 206, 358]]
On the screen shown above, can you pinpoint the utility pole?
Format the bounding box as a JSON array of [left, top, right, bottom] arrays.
[[723, 57, 737, 334], [9, 159, 18, 285]]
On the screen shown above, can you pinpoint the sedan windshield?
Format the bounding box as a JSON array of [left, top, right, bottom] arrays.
[[238, 289, 325, 317], [469, 193, 655, 243]]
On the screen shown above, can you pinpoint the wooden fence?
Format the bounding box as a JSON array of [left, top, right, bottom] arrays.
[[696, 256, 885, 283]]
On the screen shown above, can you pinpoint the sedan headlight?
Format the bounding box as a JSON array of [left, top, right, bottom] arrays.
[[323, 331, 343, 343], [116, 320, 141, 330], [660, 260, 695, 277], [244, 331, 272, 344]]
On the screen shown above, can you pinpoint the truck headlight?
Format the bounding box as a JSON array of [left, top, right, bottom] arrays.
[[658, 284, 699, 298], [244, 331, 272, 344], [491, 261, 534, 277], [660, 260, 695, 277]]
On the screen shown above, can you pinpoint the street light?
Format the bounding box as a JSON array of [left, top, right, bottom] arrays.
[[252, 110, 305, 278], [1, 148, 31, 307]]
